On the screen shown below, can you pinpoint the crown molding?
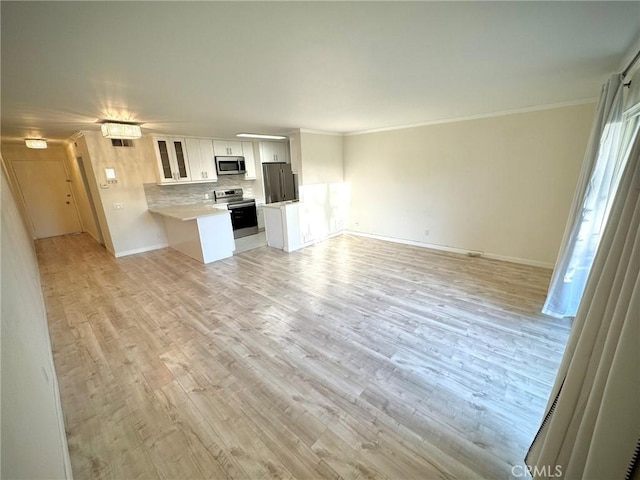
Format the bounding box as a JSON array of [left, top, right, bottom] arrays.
[[345, 98, 598, 136]]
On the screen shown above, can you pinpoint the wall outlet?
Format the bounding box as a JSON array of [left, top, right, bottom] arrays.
[[113, 202, 123, 210], [424, 229, 430, 236], [204, 193, 210, 200]]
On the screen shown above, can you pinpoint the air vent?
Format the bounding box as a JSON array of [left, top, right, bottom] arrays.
[[111, 139, 134, 147]]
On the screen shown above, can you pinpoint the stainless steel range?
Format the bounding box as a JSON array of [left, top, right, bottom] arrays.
[[213, 188, 258, 239]]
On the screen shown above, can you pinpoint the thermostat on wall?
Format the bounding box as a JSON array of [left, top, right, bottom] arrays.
[[105, 167, 118, 184]]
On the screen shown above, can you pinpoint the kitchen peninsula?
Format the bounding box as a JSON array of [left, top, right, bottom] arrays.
[[263, 200, 303, 252], [150, 203, 235, 264]]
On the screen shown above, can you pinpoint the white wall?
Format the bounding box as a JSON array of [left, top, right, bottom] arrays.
[[71, 135, 115, 252], [74, 131, 167, 257], [293, 131, 349, 244], [0, 160, 72, 479], [64, 142, 102, 243], [0, 142, 90, 240], [299, 131, 344, 185], [344, 103, 596, 266]]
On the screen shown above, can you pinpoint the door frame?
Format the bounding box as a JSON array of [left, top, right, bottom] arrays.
[[10, 158, 83, 239], [75, 156, 104, 245]]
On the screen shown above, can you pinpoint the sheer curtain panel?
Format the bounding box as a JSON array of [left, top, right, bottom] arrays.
[[542, 74, 626, 318], [526, 76, 640, 479]]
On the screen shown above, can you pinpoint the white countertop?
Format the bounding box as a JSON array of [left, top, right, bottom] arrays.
[[149, 203, 229, 221]]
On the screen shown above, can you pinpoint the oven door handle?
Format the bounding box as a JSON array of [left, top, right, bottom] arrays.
[[228, 202, 256, 209]]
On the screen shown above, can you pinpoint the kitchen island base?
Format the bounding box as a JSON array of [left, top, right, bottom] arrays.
[[151, 205, 235, 264]]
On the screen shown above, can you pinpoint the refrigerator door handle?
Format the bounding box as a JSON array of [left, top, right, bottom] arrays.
[[280, 169, 285, 200]]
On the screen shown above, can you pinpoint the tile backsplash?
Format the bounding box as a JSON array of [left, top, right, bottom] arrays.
[[144, 176, 259, 209]]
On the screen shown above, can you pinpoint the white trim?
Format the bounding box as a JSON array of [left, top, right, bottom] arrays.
[[50, 361, 73, 479], [346, 231, 554, 269], [299, 128, 344, 136], [619, 32, 640, 76], [86, 230, 103, 245], [286, 230, 345, 252], [67, 131, 84, 142], [114, 243, 168, 258], [481, 252, 554, 269], [345, 98, 598, 136]]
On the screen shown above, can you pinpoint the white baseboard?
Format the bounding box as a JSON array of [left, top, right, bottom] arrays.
[[114, 243, 168, 258], [291, 230, 344, 252], [481, 252, 553, 269], [86, 230, 102, 245], [345, 231, 553, 269]]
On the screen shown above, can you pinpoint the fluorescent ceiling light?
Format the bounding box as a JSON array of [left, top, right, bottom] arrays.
[[25, 138, 47, 149], [101, 122, 142, 139], [236, 133, 287, 140]]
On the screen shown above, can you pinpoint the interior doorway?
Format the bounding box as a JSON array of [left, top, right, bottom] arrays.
[[13, 160, 82, 239], [76, 156, 104, 245]]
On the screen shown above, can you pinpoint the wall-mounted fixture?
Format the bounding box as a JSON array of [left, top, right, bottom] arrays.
[[105, 167, 118, 184], [236, 133, 287, 140], [25, 138, 48, 149], [101, 122, 142, 140]]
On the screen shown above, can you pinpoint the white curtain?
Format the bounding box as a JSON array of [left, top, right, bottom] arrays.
[[543, 74, 626, 318], [526, 77, 640, 479]]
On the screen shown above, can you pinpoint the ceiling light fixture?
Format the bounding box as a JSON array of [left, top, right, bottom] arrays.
[[25, 138, 48, 149], [101, 122, 142, 139], [236, 133, 287, 140]]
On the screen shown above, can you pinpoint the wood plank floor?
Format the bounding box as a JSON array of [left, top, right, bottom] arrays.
[[36, 233, 571, 479]]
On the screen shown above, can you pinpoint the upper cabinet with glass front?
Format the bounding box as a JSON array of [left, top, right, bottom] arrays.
[[152, 136, 192, 184]]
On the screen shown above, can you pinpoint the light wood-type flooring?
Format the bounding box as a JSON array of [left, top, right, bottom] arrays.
[[37, 233, 572, 479]]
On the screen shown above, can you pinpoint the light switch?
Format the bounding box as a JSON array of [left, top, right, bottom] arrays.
[[113, 203, 123, 210]]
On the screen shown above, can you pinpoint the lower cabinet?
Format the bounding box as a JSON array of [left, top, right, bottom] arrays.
[[257, 205, 265, 230], [263, 202, 303, 252]]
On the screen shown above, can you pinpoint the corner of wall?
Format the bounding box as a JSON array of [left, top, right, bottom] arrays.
[[81, 132, 167, 256]]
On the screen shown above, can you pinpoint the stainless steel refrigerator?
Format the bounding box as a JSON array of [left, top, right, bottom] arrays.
[[263, 162, 298, 203]]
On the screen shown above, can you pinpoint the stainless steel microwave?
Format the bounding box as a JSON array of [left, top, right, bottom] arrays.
[[215, 156, 246, 175]]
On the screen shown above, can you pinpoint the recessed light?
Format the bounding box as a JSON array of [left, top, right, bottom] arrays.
[[236, 133, 287, 140]]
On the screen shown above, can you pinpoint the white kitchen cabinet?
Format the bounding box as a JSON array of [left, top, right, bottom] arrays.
[[263, 202, 302, 252], [213, 140, 243, 156], [259, 141, 288, 163], [185, 138, 217, 182], [242, 141, 257, 180], [257, 205, 265, 230], [153, 136, 192, 184], [150, 206, 234, 264]]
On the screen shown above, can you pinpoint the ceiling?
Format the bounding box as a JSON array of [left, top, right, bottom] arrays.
[[2, 1, 639, 142]]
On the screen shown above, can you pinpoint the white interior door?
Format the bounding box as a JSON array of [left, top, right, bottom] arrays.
[[13, 160, 82, 239]]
